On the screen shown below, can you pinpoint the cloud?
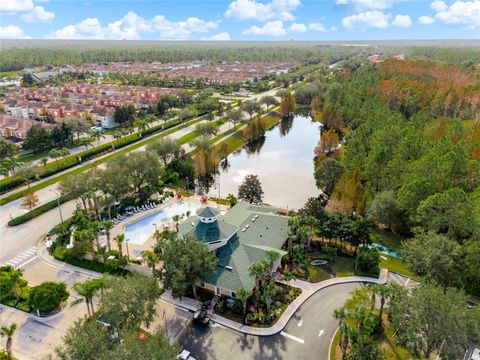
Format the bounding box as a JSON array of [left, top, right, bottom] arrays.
[[433, 1, 480, 28], [418, 15, 436, 24], [336, 0, 393, 10], [0, 0, 34, 12], [430, 0, 448, 12], [224, 0, 301, 21], [0, 25, 30, 38], [392, 14, 412, 27], [202, 32, 231, 41], [48, 12, 219, 40], [242, 20, 287, 35], [21, 5, 54, 22], [342, 10, 391, 31], [308, 22, 327, 32], [288, 22, 307, 32]]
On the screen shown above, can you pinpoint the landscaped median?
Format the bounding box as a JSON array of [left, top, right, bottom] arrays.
[[162, 270, 388, 336]]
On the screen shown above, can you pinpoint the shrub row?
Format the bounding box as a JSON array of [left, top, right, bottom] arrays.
[[0, 119, 182, 194], [7, 193, 76, 226]]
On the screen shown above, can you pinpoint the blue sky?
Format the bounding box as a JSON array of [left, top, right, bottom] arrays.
[[1, 0, 479, 40]]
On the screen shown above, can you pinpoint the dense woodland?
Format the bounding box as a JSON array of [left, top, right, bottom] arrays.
[[301, 58, 480, 296]]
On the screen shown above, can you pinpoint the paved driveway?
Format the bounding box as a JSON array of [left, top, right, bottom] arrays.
[[181, 282, 361, 360]]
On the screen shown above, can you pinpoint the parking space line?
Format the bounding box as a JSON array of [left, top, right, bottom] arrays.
[[280, 331, 305, 344], [16, 256, 37, 269]]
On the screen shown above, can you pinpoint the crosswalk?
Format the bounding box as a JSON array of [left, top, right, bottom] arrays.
[[3, 247, 37, 269]]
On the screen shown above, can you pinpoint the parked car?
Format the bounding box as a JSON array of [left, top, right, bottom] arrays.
[[90, 126, 103, 131], [193, 310, 210, 325], [178, 349, 196, 360]]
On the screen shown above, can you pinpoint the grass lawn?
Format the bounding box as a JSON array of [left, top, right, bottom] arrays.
[[307, 265, 331, 282], [379, 254, 420, 281], [372, 229, 407, 251], [331, 257, 356, 277], [304, 251, 356, 280]]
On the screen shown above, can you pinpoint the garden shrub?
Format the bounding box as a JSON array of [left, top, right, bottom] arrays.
[[29, 281, 69, 313]]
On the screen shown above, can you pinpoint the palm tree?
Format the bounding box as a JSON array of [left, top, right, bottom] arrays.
[[334, 308, 349, 360], [141, 250, 159, 273], [236, 288, 252, 317], [171, 214, 183, 231], [282, 270, 295, 292], [101, 220, 114, 251], [0, 323, 17, 360], [371, 284, 391, 323], [115, 234, 125, 257], [72, 281, 94, 317], [249, 261, 268, 293], [262, 283, 280, 312], [90, 128, 105, 146]]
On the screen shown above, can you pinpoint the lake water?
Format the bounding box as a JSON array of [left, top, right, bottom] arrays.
[[208, 112, 322, 210]]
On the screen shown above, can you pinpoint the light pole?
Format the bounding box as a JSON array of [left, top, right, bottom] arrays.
[[50, 189, 64, 224], [153, 223, 157, 232], [125, 238, 131, 260]]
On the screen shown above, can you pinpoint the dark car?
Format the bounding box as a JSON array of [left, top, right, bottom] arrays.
[[193, 310, 210, 325]]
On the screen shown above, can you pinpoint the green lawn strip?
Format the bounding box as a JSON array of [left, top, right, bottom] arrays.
[[379, 254, 421, 281], [331, 257, 356, 277], [0, 117, 204, 206], [330, 328, 340, 360]]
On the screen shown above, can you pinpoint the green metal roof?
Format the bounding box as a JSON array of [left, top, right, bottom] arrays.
[[196, 206, 220, 218], [178, 217, 237, 244], [207, 202, 289, 292]]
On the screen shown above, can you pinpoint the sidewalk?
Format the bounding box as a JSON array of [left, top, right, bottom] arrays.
[[161, 269, 388, 336]]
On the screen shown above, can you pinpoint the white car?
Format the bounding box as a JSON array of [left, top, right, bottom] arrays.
[[177, 350, 191, 360], [471, 348, 480, 360], [90, 126, 103, 131]]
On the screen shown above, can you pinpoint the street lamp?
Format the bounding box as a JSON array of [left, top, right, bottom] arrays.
[[125, 238, 131, 261], [50, 189, 64, 224], [153, 223, 157, 231]]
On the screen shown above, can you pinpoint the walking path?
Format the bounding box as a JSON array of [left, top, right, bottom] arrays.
[[162, 269, 389, 336]]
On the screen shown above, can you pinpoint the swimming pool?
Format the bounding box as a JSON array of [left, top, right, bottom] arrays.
[[369, 243, 401, 258], [124, 201, 200, 245]]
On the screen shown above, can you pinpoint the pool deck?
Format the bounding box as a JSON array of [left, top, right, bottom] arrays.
[[110, 195, 228, 259]]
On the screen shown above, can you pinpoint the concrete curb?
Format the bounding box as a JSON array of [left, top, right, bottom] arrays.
[[0, 300, 66, 322], [329, 326, 340, 360], [36, 235, 102, 278], [161, 270, 388, 336]]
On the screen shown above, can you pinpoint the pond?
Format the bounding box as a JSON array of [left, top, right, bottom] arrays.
[[208, 110, 322, 210]]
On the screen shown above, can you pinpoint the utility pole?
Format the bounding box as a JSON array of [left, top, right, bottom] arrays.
[[50, 189, 63, 224]]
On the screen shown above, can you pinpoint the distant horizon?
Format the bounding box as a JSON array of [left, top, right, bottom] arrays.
[[1, 1, 479, 41]]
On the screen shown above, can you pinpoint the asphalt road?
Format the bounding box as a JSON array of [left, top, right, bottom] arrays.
[[182, 282, 362, 360]]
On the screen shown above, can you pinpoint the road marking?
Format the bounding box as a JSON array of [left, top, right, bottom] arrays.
[[298, 320, 303, 327], [280, 331, 305, 344], [390, 273, 404, 286], [25, 249, 36, 255], [405, 278, 410, 287], [318, 329, 325, 337], [16, 256, 37, 269]]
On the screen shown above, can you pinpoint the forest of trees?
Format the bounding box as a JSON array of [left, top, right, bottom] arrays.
[[0, 42, 356, 72]]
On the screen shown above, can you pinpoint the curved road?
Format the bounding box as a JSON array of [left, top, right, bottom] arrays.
[[182, 282, 362, 360]]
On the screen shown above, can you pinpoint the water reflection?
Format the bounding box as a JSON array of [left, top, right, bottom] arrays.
[[208, 111, 321, 210]]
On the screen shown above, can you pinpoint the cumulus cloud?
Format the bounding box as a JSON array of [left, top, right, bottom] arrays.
[[430, 0, 448, 12], [392, 14, 412, 27], [418, 15, 436, 24], [202, 32, 231, 41], [242, 20, 287, 35], [21, 5, 54, 22], [0, 0, 34, 12], [342, 10, 390, 31], [308, 22, 327, 32], [434, 0, 480, 27], [0, 25, 30, 38], [47, 12, 219, 40], [224, 0, 301, 21], [288, 22, 307, 32], [336, 0, 393, 10]]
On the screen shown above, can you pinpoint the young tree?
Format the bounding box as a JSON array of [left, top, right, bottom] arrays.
[[279, 92, 296, 118], [347, 335, 385, 360], [114, 104, 136, 127], [402, 232, 462, 289], [0, 323, 17, 360], [69, 118, 90, 141], [225, 108, 244, 130], [367, 191, 402, 231], [259, 95, 278, 112], [314, 158, 344, 195], [356, 247, 379, 275], [146, 137, 182, 167], [141, 250, 159, 274], [242, 100, 262, 120], [98, 273, 161, 330], [388, 284, 480, 359], [21, 191, 39, 211], [160, 236, 217, 299], [238, 174, 264, 204], [194, 122, 218, 139]]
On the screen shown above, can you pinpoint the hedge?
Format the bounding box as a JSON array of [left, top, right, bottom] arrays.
[[0, 119, 181, 195], [8, 193, 76, 226]]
